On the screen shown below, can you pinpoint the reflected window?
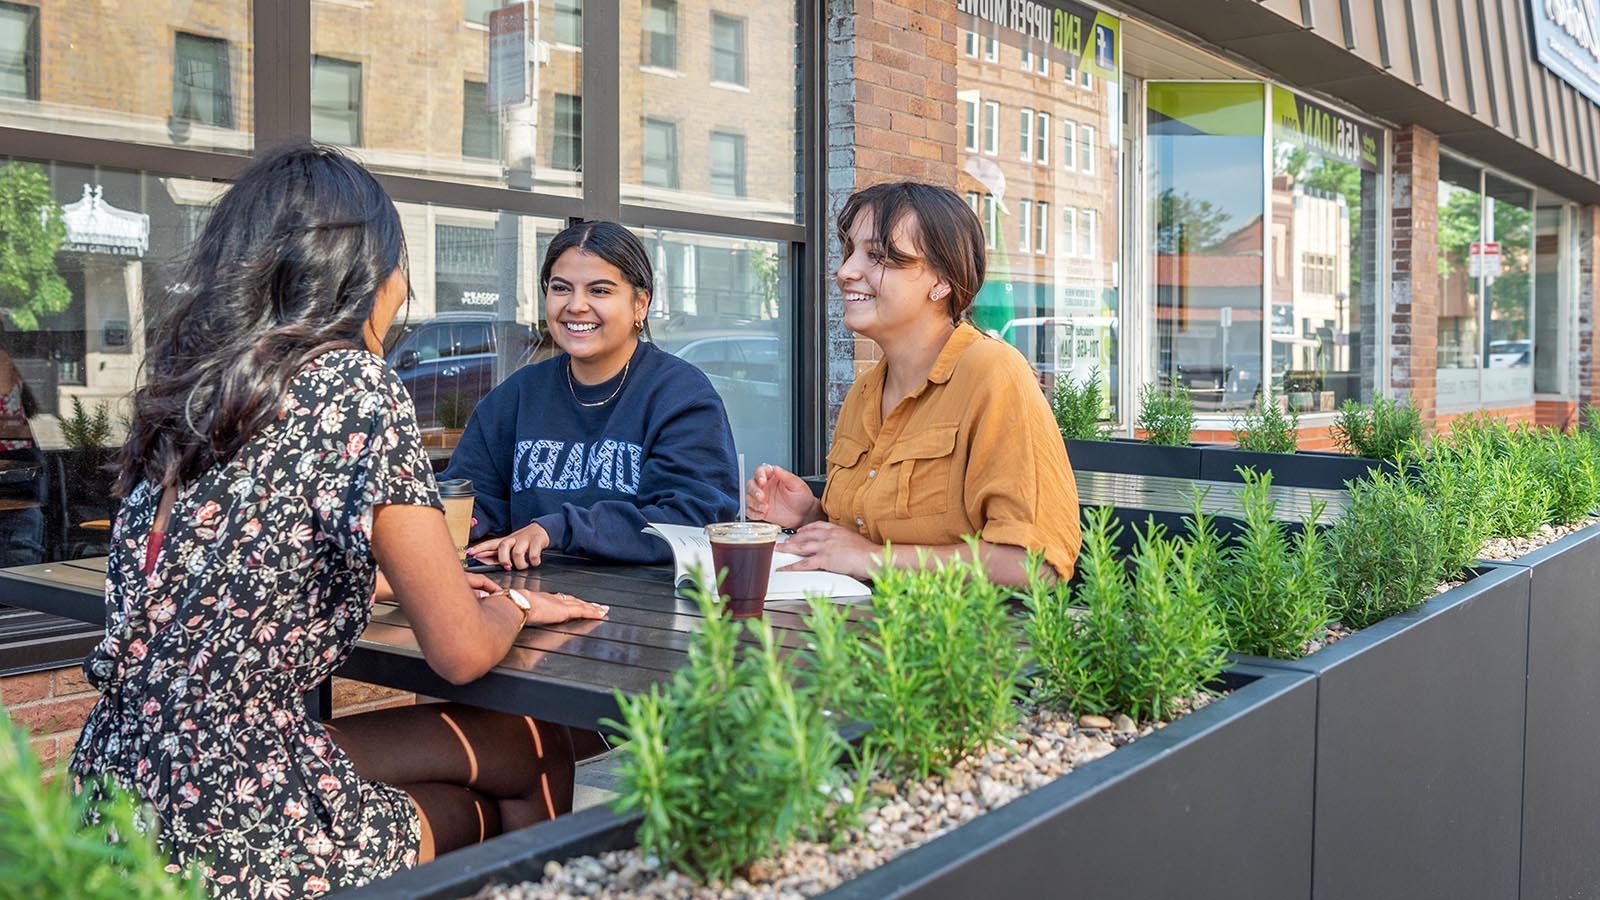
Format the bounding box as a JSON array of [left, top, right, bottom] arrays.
[[643, 0, 677, 70], [1437, 156, 1482, 378], [712, 13, 746, 86], [1019, 108, 1033, 161], [1035, 112, 1049, 164], [1078, 124, 1095, 174], [982, 100, 998, 154], [0, 2, 35, 100], [465, 0, 496, 25], [1534, 207, 1563, 394], [552, 0, 583, 46], [1149, 81, 1265, 413], [709, 131, 745, 197], [462, 81, 497, 159], [552, 93, 582, 171], [1019, 200, 1032, 252], [642, 118, 678, 188], [1062, 121, 1076, 171], [1034, 201, 1048, 255], [173, 33, 232, 128], [962, 96, 978, 151], [311, 56, 363, 147], [636, 227, 793, 468], [1269, 88, 1382, 410]]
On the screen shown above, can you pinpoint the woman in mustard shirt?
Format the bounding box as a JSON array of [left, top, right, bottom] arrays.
[[746, 181, 1080, 585]]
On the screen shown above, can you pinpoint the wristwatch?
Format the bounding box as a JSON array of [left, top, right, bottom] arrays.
[[489, 588, 533, 627]]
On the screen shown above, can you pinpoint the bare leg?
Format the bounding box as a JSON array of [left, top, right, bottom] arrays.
[[327, 703, 578, 858]]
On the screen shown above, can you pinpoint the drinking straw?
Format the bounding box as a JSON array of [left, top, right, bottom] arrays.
[[737, 453, 746, 522]]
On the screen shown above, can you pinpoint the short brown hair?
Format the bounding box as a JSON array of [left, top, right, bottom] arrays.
[[836, 181, 986, 324]]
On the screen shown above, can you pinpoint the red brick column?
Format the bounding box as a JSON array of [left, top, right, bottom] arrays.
[[1578, 205, 1600, 419], [1390, 126, 1441, 436], [825, 0, 960, 439]]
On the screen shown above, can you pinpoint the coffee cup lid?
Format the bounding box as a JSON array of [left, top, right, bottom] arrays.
[[436, 478, 474, 497]]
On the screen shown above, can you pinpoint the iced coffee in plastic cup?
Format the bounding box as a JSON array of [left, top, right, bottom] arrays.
[[705, 521, 781, 618], [437, 478, 474, 564]]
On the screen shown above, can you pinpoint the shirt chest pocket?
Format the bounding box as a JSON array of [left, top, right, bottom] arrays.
[[886, 425, 959, 519], [821, 435, 868, 515]]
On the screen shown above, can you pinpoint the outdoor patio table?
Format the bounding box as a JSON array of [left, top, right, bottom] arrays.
[[0, 554, 848, 732]]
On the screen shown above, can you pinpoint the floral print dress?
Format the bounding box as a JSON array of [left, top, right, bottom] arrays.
[[69, 350, 442, 898]]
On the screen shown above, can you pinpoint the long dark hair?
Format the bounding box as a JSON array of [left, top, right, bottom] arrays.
[[836, 181, 986, 324], [115, 142, 407, 497], [539, 220, 653, 305]]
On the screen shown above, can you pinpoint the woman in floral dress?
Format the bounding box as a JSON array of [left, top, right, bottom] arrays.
[[68, 143, 609, 898]]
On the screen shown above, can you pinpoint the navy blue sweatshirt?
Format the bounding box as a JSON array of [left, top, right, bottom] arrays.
[[442, 340, 740, 563]]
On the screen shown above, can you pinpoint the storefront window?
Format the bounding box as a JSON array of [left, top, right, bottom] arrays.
[[957, 2, 1122, 419], [0, 3, 252, 153], [631, 227, 794, 469], [1436, 157, 1536, 408], [1534, 206, 1564, 395], [1268, 87, 1382, 411], [0, 158, 221, 565], [311, 0, 584, 195], [1483, 175, 1533, 402], [1148, 81, 1264, 413], [621, 0, 800, 223]]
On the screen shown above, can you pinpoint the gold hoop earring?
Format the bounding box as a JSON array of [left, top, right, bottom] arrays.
[[635, 319, 645, 332]]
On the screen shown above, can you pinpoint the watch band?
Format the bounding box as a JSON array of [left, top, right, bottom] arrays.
[[486, 588, 532, 627]]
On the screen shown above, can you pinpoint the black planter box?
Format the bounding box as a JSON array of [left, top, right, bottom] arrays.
[[1198, 447, 1392, 490], [1235, 564, 1532, 900], [340, 664, 1317, 900], [1065, 437, 1208, 480], [1491, 523, 1600, 900]]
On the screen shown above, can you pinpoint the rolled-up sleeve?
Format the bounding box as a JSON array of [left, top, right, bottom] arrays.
[[962, 362, 1082, 579]]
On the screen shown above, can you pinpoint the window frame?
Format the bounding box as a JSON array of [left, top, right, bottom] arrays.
[[1019, 107, 1034, 162], [641, 116, 680, 189], [0, 0, 34, 101], [461, 79, 497, 159], [643, 0, 679, 71], [983, 100, 999, 155], [310, 54, 363, 147], [709, 130, 747, 197], [1079, 123, 1095, 174], [552, 92, 582, 172], [1034, 200, 1048, 255], [1019, 198, 1032, 253], [1035, 111, 1049, 165]]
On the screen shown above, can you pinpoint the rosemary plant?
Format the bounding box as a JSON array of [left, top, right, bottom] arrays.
[[1024, 508, 1226, 722], [1137, 379, 1196, 447], [1215, 469, 1330, 658], [607, 571, 846, 883], [1329, 395, 1422, 461], [1326, 469, 1451, 629], [0, 707, 203, 900], [1231, 389, 1300, 454], [1052, 367, 1112, 442]]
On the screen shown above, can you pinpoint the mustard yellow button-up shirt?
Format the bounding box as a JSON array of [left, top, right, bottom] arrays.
[[821, 323, 1082, 578]]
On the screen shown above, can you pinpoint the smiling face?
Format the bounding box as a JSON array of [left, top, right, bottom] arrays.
[[835, 210, 950, 346], [544, 247, 650, 381]]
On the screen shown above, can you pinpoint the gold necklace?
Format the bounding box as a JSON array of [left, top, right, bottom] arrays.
[[567, 358, 631, 408]]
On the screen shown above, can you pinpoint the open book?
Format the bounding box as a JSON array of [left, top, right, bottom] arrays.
[[643, 523, 872, 608]]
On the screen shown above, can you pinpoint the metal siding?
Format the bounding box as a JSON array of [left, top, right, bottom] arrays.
[[1259, 0, 1309, 26], [1503, 0, 1539, 147], [1345, 0, 1385, 69], [1474, 0, 1507, 129], [1451, 0, 1482, 116], [1401, 0, 1427, 86]]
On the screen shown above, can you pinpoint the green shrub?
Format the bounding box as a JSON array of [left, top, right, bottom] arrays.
[[434, 392, 474, 430], [1415, 440, 1494, 578], [1329, 395, 1422, 461], [1137, 379, 1195, 447], [1533, 429, 1600, 525], [1231, 390, 1299, 454], [0, 706, 203, 900], [828, 547, 1026, 780], [1051, 367, 1111, 442], [1327, 469, 1451, 629], [61, 396, 114, 451], [1024, 507, 1226, 721], [607, 573, 846, 883], [1435, 417, 1554, 537], [1214, 469, 1330, 658]]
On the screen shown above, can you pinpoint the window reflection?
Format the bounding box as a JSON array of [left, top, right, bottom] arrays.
[[310, 1, 584, 194], [1149, 81, 1265, 413], [621, 0, 800, 223], [632, 227, 793, 470]]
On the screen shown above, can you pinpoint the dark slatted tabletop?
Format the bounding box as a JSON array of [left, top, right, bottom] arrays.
[[0, 555, 852, 732]]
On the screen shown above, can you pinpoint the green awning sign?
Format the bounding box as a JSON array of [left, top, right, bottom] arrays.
[[1272, 86, 1380, 173], [956, 0, 1120, 82]]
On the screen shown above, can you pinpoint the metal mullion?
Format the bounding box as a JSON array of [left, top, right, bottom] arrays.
[[582, 0, 621, 221], [618, 204, 806, 242], [375, 171, 585, 220], [253, 0, 311, 144], [0, 127, 247, 181], [797, 0, 825, 475]]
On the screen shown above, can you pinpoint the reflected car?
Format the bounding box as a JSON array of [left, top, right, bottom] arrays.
[[385, 312, 545, 429], [655, 329, 787, 467], [1488, 340, 1531, 368]]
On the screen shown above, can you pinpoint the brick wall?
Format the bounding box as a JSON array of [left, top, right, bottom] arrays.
[[825, 0, 959, 439], [1390, 126, 1441, 436], [1, 667, 417, 771], [1435, 405, 1539, 436], [1578, 206, 1600, 418]]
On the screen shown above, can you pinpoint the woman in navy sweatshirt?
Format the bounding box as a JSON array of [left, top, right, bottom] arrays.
[[444, 221, 740, 567]]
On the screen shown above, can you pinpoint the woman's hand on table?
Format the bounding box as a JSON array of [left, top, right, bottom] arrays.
[[777, 522, 882, 580], [467, 522, 551, 570], [746, 464, 822, 529], [473, 577, 610, 626]]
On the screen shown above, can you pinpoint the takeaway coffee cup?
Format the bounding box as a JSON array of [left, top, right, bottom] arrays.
[[437, 478, 474, 564], [704, 521, 782, 618]]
